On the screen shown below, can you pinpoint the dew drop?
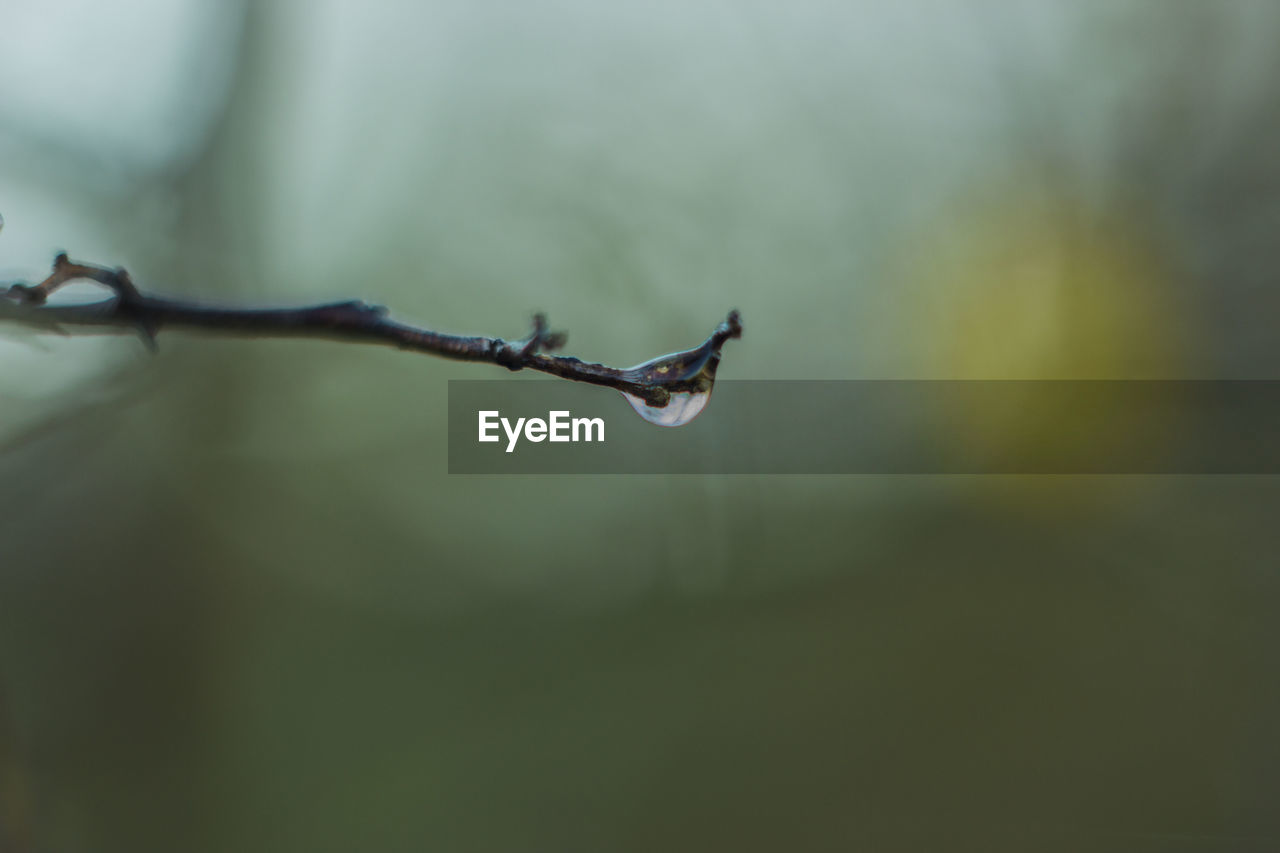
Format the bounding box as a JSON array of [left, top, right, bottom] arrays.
[[622, 387, 711, 427], [617, 313, 740, 427]]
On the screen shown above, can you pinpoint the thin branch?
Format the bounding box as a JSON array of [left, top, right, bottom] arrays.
[[2, 253, 743, 406]]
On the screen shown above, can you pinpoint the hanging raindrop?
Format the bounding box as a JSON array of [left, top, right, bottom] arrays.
[[618, 310, 742, 427]]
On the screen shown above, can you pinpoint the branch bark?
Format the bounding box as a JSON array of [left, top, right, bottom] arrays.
[[2, 254, 742, 406]]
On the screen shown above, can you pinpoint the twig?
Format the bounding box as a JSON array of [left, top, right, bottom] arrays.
[[1, 253, 743, 406]]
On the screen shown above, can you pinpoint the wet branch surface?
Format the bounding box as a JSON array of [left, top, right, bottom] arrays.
[[2, 254, 742, 406]]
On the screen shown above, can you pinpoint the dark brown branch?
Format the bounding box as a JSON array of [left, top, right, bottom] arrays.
[[2, 254, 743, 406]]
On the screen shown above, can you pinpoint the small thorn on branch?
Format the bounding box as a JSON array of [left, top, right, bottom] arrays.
[[492, 313, 569, 371], [523, 312, 568, 355]]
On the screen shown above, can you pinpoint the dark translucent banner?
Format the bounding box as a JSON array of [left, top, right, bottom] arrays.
[[448, 380, 1280, 474]]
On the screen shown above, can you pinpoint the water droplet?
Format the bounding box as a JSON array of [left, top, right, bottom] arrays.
[[618, 312, 741, 427], [622, 387, 711, 427]]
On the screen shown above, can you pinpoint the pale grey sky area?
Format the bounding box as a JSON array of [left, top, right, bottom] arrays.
[[0, 0, 239, 172]]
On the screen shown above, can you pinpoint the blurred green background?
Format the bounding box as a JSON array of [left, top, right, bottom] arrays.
[[3, 1, 1280, 850]]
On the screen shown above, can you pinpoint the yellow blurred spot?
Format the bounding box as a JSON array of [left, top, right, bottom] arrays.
[[899, 192, 1189, 379], [889, 188, 1196, 511]]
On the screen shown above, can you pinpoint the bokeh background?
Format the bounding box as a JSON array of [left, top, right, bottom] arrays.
[[3, 1, 1280, 850]]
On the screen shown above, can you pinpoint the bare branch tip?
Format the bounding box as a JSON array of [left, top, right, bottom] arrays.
[[726, 309, 743, 337], [712, 309, 743, 347], [6, 284, 46, 306]]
